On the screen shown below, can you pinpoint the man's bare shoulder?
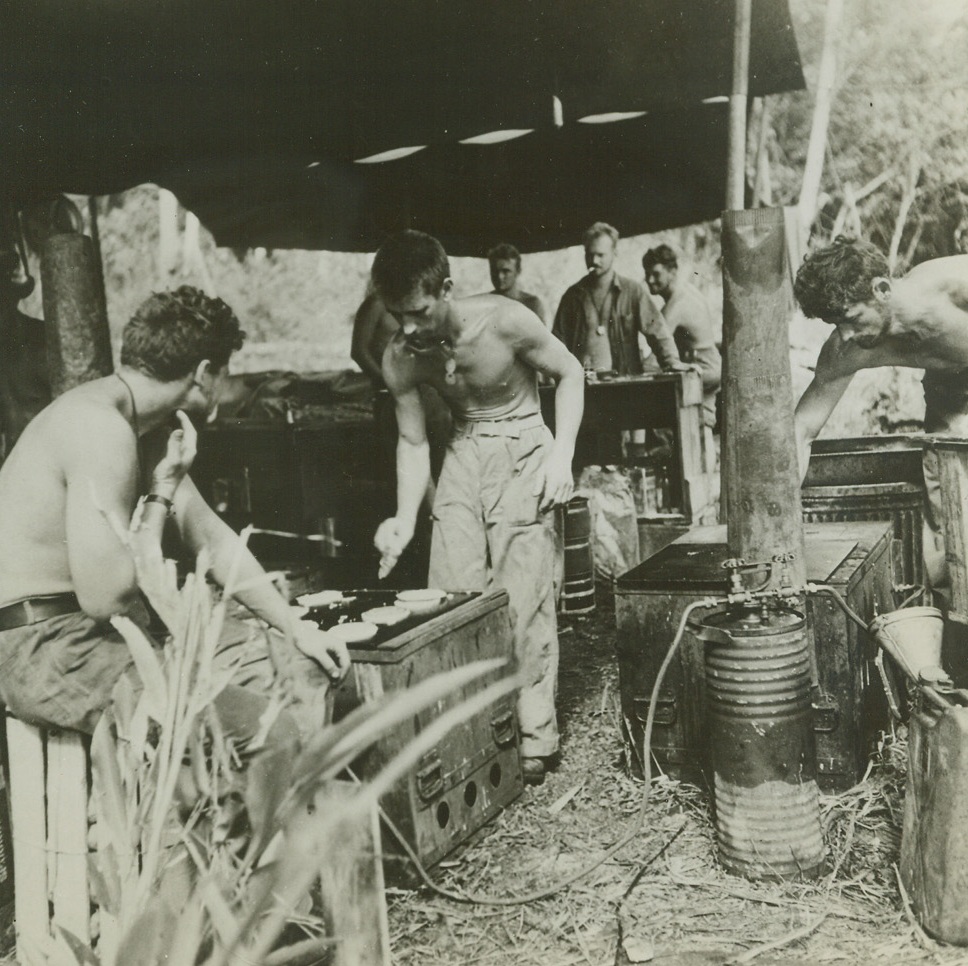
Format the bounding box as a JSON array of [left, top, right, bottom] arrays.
[[40, 393, 136, 465], [462, 293, 537, 328], [907, 254, 968, 280], [908, 255, 968, 306]]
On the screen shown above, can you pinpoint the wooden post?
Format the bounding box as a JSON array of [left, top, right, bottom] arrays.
[[726, 0, 752, 210], [932, 439, 968, 623], [721, 207, 806, 590], [41, 232, 114, 396], [316, 782, 391, 966]]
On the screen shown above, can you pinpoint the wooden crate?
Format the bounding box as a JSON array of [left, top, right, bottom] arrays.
[[614, 521, 895, 791], [802, 481, 923, 587], [336, 590, 523, 880], [929, 439, 968, 624], [5, 718, 106, 966], [540, 371, 711, 524]]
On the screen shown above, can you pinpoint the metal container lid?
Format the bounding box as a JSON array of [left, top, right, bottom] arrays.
[[700, 603, 805, 637]]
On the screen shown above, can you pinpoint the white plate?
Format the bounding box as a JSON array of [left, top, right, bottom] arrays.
[[362, 605, 410, 626], [395, 588, 448, 614], [395, 589, 447, 604], [328, 621, 379, 643], [296, 590, 344, 608]]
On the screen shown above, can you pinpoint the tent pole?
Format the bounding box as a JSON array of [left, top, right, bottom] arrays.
[[726, 0, 752, 210]]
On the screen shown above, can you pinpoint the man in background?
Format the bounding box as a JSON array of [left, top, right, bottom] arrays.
[[351, 291, 400, 387], [488, 243, 547, 325], [792, 236, 968, 601], [643, 244, 722, 433], [553, 222, 683, 376]]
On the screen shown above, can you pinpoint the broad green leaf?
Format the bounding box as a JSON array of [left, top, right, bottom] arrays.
[[111, 616, 168, 722], [114, 901, 176, 966], [167, 889, 207, 966], [288, 659, 511, 802], [88, 845, 121, 915], [54, 926, 100, 966], [91, 715, 131, 857], [242, 728, 297, 861]]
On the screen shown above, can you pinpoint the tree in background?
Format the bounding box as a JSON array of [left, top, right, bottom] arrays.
[[770, 0, 968, 268]]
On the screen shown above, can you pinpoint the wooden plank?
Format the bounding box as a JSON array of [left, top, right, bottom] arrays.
[[317, 782, 391, 966], [936, 444, 968, 622], [6, 716, 50, 965], [47, 730, 91, 948]]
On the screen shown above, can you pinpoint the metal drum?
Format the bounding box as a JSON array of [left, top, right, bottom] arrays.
[[559, 497, 595, 615], [693, 603, 824, 879]]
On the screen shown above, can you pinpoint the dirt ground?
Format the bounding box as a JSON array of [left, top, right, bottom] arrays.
[[3, 586, 967, 965], [386, 586, 968, 966]]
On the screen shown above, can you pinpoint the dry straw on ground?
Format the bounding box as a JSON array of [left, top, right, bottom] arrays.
[[388, 588, 968, 966]]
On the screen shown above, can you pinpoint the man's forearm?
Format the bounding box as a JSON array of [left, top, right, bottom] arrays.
[[645, 321, 681, 369], [552, 361, 585, 455], [209, 535, 292, 632], [396, 436, 432, 528]]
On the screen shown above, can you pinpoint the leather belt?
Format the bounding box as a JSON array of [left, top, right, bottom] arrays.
[[0, 594, 81, 632], [453, 412, 546, 439]]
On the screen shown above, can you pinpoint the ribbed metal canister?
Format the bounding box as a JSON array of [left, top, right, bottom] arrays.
[[559, 497, 595, 614], [697, 603, 824, 879]]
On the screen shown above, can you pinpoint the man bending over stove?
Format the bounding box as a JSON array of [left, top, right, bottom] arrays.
[[371, 230, 584, 784], [0, 286, 349, 749]]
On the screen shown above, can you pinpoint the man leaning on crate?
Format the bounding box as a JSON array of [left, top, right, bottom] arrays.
[[792, 236, 968, 603], [370, 230, 585, 785], [0, 285, 349, 754]]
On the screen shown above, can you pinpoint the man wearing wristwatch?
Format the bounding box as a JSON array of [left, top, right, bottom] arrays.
[[0, 285, 349, 744]]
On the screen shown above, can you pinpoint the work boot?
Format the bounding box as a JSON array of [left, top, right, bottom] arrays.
[[521, 756, 546, 786]]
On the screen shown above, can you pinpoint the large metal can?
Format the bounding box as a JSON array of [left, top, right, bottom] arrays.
[[694, 603, 824, 879]]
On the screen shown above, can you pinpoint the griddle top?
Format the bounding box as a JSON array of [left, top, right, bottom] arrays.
[[299, 589, 479, 650]]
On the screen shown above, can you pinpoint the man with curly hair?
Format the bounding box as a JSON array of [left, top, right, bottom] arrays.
[[793, 236, 968, 598], [0, 285, 349, 746]]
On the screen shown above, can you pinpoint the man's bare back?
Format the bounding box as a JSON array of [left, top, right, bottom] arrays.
[[0, 378, 139, 605]]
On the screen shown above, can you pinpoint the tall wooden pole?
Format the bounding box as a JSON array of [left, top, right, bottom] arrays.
[[726, 0, 753, 210]]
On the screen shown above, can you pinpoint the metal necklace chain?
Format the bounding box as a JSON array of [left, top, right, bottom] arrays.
[[591, 284, 613, 337]]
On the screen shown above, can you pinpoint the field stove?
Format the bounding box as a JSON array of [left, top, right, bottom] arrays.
[[615, 520, 895, 793], [304, 588, 522, 881]]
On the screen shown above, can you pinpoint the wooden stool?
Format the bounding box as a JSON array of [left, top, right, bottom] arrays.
[[3, 713, 389, 965], [5, 715, 119, 965]]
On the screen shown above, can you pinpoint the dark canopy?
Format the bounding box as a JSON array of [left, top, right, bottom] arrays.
[[1, 0, 803, 254]]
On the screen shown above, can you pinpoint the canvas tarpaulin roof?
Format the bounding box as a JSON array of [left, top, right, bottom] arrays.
[[1, 0, 803, 253]]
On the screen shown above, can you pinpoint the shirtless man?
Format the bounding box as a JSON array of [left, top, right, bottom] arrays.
[[350, 292, 399, 386], [643, 244, 721, 429], [487, 243, 547, 325], [793, 236, 968, 598], [371, 230, 584, 783], [0, 285, 349, 738]]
